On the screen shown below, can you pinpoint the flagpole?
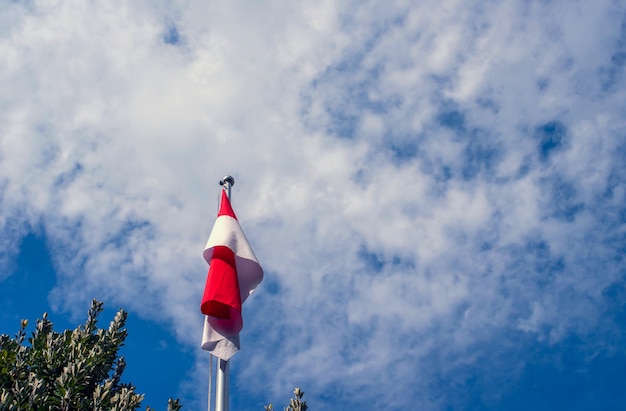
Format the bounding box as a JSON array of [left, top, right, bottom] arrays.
[[213, 175, 234, 411], [215, 356, 229, 411]]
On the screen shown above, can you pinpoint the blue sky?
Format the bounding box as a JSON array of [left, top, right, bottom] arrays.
[[1, 0, 626, 410]]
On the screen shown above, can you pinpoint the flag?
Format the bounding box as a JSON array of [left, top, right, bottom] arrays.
[[201, 189, 263, 360]]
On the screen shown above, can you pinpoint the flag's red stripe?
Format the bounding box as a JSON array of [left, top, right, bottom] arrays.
[[218, 190, 238, 220], [200, 245, 242, 318]]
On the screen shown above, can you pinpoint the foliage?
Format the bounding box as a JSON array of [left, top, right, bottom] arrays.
[[0, 299, 181, 411], [264, 387, 308, 411]]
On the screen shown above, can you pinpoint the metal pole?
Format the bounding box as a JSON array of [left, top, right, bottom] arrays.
[[215, 358, 230, 411], [213, 175, 234, 411], [207, 354, 213, 411]]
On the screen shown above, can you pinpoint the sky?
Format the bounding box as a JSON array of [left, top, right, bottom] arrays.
[[1, 0, 626, 410]]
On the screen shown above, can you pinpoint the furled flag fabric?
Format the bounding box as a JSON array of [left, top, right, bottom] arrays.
[[201, 189, 263, 360]]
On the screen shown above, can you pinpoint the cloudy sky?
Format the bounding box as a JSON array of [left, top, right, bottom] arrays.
[[1, 0, 626, 409]]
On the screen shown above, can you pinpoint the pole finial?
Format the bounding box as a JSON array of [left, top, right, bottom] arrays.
[[219, 176, 235, 187]]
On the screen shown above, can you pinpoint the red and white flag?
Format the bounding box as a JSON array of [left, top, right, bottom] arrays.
[[201, 189, 263, 360]]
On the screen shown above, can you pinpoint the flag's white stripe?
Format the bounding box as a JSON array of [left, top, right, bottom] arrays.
[[204, 214, 258, 263], [202, 319, 240, 361]]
